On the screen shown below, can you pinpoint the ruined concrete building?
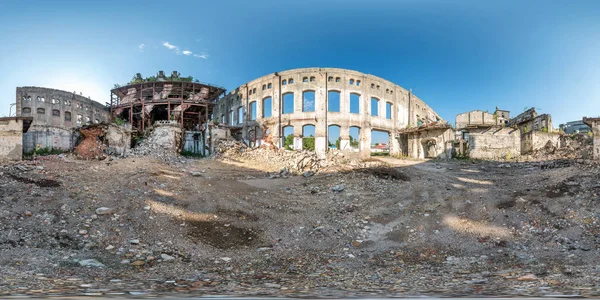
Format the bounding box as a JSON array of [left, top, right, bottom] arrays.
[[455, 107, 561, 159], [508, 107, 553, 133], [212, 68, 443, 158], [0, 117, 32, 161], [583, 117, 600, 160], [109, 71, 226, 132], [15, 87, 110, 153]]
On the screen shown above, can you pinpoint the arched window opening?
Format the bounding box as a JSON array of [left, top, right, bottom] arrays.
[[349, 79, 354, 85], [22, 107, 31, 114], [302, 90, 315, 112], [302, 77, 308, 82], [328, 76, 333, 82], [328, 125, 341, 150], [262, 84, 266, 90], [37, 108, 45, 114], [288, 78, 294, 84], [282, 126, 294, 150], [76, 114, 83, 125], [252, 88, 256, 94], [371, 97, 379, 116], [282, 93, 294, 114], [349, 126, 360, 150], [52, 109, 60, 117], [350, 93, 360, 114], [371, 83, 375, 89], [356, 80, 361, 86], [64, 111, 71, 121], [249, 101, 257, 121], [386, 102, 393, 119], [86, 116, 91, 124], [263, 97, 272, 118], [335, 77, 340, 82], [328, 91, 340, 112], [310, 76, 315, 82], [268, 83, 272, 89], [302, 125, 316, 151], [282, 79, 287, 85]]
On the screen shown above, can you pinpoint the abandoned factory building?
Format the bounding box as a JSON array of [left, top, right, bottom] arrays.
[[213, 67, 445, 158], [15, 87, 110, 153]]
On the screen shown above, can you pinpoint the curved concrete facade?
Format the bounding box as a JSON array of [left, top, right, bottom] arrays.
[[214, 68, 443, 158], [15, 86, 110, 152]]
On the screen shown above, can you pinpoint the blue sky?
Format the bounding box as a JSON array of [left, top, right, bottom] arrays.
[[1, 0, 599, 139]]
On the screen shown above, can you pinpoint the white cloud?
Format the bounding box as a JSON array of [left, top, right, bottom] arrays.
[[162, 41, 178, 50], [138, 44, 145, 52], [193, 53, 209, 59], [162, 41, 208, 59]]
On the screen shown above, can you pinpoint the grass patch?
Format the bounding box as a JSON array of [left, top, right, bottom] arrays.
[[371, 152, 390, 157], [24, 147, 67, 157]]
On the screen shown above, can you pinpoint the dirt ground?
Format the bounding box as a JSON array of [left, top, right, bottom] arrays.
[[1, 153, 600, 297]]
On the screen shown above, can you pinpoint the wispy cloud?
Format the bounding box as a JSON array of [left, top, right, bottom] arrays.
[[162, 41, 178, 50], [138, 44, 145, 52], [162, 41, 208, 59], [193, 53, 209, 59]]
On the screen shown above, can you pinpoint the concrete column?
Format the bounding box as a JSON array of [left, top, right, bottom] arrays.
[[359, 79, 371, 159], [390, 134, 401, 156], [314, 74, 327, 158], [293, 136, 303, 150]]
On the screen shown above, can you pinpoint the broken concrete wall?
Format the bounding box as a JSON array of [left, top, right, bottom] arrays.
[[406, 128, 454, 159], [455, 110, 496, 129], [521, 131, 561, 154], [23, 126, 77, 153], [105, 124, 131, 156], [0, 118, 25, 161], [468, 127, 521, 159], [147, 121, 183, 151], [208, 125, 231, 154], [583, 118, 600, 160]]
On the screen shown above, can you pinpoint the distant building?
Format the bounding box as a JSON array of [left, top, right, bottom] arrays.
[[559, 120, 591, 134], [507, 107, 552, 133]]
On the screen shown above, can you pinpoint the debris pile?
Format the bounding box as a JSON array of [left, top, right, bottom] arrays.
[[73, 123, 131, 160], [214, 139, 370, 174], [74, 126, 107, 160], [131, 124, 183, 162], [527, 133, 593, 161]]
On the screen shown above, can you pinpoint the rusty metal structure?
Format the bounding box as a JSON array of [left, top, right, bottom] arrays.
[[109, 71, 226, 132]]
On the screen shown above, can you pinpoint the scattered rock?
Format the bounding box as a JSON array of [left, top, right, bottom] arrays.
[[331, 184, 345, 192], [161, 254, 175, 262], [95, 207, 113, 215], [78, 259, 105, 268]]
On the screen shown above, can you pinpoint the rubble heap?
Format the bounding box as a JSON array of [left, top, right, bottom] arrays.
[[527, 133, 593, 161], [213, 139, 366, 174], [131, 124, 183, 162], [74, 126, 108, 160], [74, 123, 131, 160]]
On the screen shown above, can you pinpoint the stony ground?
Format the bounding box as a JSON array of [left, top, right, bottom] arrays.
[[1, 152, 600, 297]]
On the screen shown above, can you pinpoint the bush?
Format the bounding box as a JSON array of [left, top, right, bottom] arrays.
[[303, 136, 315, 151], [283, 134, 294, 150]]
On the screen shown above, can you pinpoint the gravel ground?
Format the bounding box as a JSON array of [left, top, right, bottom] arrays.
[[1, 152, 600, 297]]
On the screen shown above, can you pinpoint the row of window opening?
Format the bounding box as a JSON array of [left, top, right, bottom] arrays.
[[22, 96, 102, 110], [243, 92, 393, 120], [22, 107, 99, 123]]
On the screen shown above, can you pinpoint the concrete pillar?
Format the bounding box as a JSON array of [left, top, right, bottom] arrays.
[[293, 136, 303, 150], [584, 118, 600, 160], [359, 77, 371, 159], [314, 75, 328, 159], [390, 134, 400, 156]]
